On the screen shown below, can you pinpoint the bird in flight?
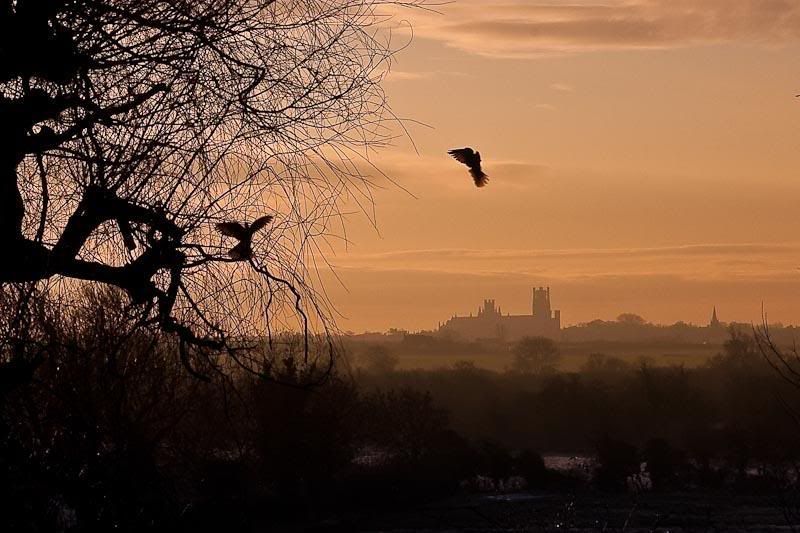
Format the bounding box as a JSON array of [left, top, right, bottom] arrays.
[[448, 147, 488, 187], [215, 215, 273, 260]]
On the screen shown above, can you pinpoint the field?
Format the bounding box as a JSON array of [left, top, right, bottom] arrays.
[[389, 342, 723, 373]]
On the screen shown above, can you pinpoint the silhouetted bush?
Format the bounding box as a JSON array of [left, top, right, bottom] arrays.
[[514, 449, 548, 488], [642, 438, 688, 491], [248, 370, 361, 511], [474, 440, 514, 480], [593, 436, 640, 492], [1, 287, 201, 531]]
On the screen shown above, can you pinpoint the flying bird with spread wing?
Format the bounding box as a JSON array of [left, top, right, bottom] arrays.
[[215, 215, 273, 261], [448, 147, 488, 187]]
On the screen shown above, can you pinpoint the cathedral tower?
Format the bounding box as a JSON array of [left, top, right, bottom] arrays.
[[532, 287, 552, 318]]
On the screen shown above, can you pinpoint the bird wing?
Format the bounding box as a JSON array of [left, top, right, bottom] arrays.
[[448, 148, 476, 167], [248, 215, 274, 234], [215, 222, 248, 240], [229, 241, 252, 261], [470, 168, 489, 188]]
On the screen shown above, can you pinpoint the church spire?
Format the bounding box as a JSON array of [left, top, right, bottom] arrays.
[[710, 306, 720, 327]]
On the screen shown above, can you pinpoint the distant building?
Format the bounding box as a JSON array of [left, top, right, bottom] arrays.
[[438, 287, 561, 341], [709, 306, 723, 329]]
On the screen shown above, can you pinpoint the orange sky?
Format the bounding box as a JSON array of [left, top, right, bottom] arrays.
[[321, 0, 800, 332]]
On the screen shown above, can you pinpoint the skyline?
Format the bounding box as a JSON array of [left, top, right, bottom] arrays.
[[322, 1, 800, 332], [337, 282, 782, 334]]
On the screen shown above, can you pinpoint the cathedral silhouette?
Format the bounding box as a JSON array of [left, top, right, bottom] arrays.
[[438, 287, 561, 341]]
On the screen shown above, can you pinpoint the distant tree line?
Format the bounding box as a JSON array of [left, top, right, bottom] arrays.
[[361, 329, 800, 491]]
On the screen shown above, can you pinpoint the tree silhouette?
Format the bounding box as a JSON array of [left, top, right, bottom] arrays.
[[616, 313, 647, 325], [0, 0, 421, 381], [511, 336, 561, 375]]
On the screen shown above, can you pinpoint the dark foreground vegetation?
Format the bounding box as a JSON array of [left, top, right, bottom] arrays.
[[3, 288, 800, 532], [357, 331, 800, 478]]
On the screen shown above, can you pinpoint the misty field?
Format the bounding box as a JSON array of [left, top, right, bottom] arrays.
[[386, 341, 722, 373]]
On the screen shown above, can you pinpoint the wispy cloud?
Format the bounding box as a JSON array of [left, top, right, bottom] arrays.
[[393, 1, 800, 58], [327, 243, 800, 284], [384, 69, 469, 82], [335, 243, 800, 262], [550, 82, 575, 93], [385, 70, 434, 81]]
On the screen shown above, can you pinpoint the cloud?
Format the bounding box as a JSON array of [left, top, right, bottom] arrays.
[[550, 83, 575, 93], [325, 242, 800, 284], [384, 69, 469, 82], [394, 0, 800, 58], [385, 70, 434, 81], [334, 243, 800, 262]]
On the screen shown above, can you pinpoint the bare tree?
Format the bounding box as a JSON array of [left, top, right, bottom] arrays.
[[756, 321, 800, 395], [0, 0, 423, 381]]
